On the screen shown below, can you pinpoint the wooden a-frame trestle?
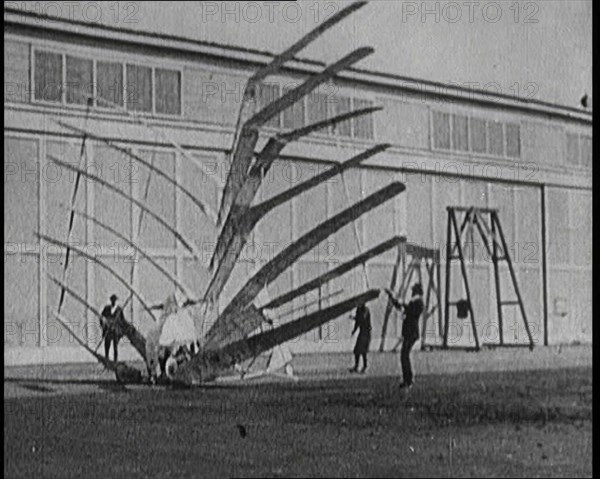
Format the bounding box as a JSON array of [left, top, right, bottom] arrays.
[[378, 242, 442, 352], [442, 206, 534, 351]]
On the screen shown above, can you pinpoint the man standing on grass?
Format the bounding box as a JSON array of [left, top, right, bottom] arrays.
[[384, 283, 424, 388], [100, 294, 125, 363]]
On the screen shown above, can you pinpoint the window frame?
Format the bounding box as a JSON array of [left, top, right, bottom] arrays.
[[431, 109, 522, 161], [580, 135, 592, 168], [487, 120, 505, 157], [451, 113, 469, 152], [353, 97, 375, 141], [31, 46, 183, 118], [431, 110, 452, 151], [505, 122, 521, 159], [565, 131, 593, 168]]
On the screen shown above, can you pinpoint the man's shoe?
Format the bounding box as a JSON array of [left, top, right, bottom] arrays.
[[349, 367, 358, 373], [399, 381, 413, 389], [359, 367, 367, 374]]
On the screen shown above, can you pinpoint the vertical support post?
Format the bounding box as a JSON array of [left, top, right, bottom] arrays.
[[540, 185, 549, 346], [435, 251, 442, 338], [490, 211, 504, 346], [443, 209, 453, 348], [421, 259, 434, 349], [318, 286, 322, 340], [379, 243, 403, 351], [493, 212, 534, 349], [451, 211, 479, 350]]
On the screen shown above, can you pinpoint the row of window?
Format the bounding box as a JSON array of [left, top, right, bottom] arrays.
[[566, 133, 592, 168], [33, 50, 181, 115], [432, 110, 521, 159], [258, 83, 375, 140]]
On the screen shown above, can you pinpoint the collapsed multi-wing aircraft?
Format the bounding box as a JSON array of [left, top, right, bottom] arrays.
[[46, 1, 410, 386]]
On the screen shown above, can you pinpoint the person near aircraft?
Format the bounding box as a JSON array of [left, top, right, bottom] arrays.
[[100, 294, 125, 362], [350, 303, 372, 373], [384, 283, 424, 388]]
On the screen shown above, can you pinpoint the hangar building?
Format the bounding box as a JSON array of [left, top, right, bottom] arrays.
[[4, 8, 592, 365]]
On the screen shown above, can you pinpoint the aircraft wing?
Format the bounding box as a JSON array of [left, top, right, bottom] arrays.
[[204, 111, 383, 304], [173, 289, 379, 385], [261, 236, 406, 311], [203, 182, 405, 350], [218, 1, 367, 226], [203, 304, 271, 351], [218, 46, 373, 226]]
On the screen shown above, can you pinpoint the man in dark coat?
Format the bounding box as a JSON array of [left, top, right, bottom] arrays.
[[384, 283, 424, 388], [350, 303, 371, 373], [101, 294, 125, 362]]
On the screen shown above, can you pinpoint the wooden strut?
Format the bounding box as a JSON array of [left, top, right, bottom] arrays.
[[56, 100, 92, 315], [222, 1, 368, 225], [210, 182, 405, 345], [203, 143, 391, 305], [379, 244, 403, 352], [218, 46, 374, 226], [451, 209, 480, 350], [204, 183, 404, 350]]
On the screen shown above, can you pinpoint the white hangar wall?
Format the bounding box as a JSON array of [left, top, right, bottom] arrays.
[[4, 15, 592, 365]]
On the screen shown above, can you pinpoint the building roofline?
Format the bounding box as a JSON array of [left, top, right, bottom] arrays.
[[4, 7, 593, 123]]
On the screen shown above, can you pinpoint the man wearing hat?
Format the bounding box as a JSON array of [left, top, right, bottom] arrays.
[[100, 294, 125, 362], [384, 283, 424, 388]]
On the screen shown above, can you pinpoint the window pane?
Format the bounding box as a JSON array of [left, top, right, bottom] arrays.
[[566, 133, 579, 165], [282, 83, 305, 130], [34, 51, 62, 102], [155, 68, 181, 115], [126, 64, 152, 112], [66, 56, 93, 105], [97, 61, 123, 107], [433, 111, 450, 149], [354, 98, 374, 139], [506, 123, 521, 158], [331, 95, 352, 137], [580, 136, 592, 167], [488, 121, 504, 156], [259, 83, 280, 128], [452, 114, 468, 151], [470, 118, 487, 153], [307, 92, 328, 126]]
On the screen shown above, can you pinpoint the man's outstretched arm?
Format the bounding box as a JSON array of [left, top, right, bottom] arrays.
[[383, 288, 404, 310]]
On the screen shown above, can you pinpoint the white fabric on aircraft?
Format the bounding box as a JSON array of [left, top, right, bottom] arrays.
[[159, 307, 198, 347]]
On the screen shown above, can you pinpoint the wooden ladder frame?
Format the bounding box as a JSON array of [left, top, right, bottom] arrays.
[[442, 206, 534, 351]]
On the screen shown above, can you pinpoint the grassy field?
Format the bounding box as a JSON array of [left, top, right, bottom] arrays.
[[4, 365, 592, 478]]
